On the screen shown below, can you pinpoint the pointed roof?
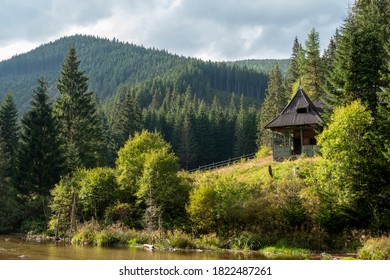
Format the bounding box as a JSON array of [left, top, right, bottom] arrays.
[[265, 87, 323, 130]]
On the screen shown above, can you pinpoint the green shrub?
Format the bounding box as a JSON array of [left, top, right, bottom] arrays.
[[104, 203, 142, 228], [71, 221, 100, 245], [96, 230, 122, 246], [166, 231, 195, 249], [256, 145, 271, 159], [358, 236, 390, 260], [20, 218, 47, 234], [231, 233, 266, 251]]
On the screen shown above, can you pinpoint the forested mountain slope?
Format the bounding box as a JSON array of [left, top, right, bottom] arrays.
[[0, 35, 270, 112], [228, 59, 290, 76]]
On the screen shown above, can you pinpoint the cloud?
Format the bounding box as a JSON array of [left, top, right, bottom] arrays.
[[0, 0, 113, 43], [0, 0, 351, 61]]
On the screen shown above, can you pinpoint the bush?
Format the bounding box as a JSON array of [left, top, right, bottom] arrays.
[[231, 232, 268, 251], [256, 145, 271, 159], [20, 218, 47, 235], [166, 231, 195, 249], [96, 230, 122, 246], [104, 203, 142, 228], [71, 221, 100, 245], [78, 167, 119, 221], [194, 233, 222, 250], [358, 236, 390, 260]]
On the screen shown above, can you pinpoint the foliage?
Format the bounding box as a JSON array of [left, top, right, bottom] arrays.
[[257, 65, 288, 147], [317, 101, 373, 186], [234, 96, 257, 156], [287, 30, 324, 101], [316, 100, 388, 229], [227, 59, 290, 76], [71, 220, 100, 245], [255, 145, 272, 159], [78, 167, 119, 221], [104, 202, 142, 229], [49, 174, 81, 235], [325, 0, 389, 112], [165, 230, 196, 249], [54, 47, 104, 170], [137, 147, 183, 230], [0, 139, 20, 233], [49, 167, 119, 235], [0, 93, 19, 183], [110, 87, 142, 150], [116, 130, 189, 229], [17, 77, 63, 223], [302, 28, 324, 101], [116, 130, 172, 195], [358, 236, 390, 260], [260, 244, 311, 260]]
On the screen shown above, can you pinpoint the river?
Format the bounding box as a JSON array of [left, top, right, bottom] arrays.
[[0, 235, 268, 260]]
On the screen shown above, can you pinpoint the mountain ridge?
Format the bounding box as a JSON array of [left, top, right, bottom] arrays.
[[0, 34, 289, 113]]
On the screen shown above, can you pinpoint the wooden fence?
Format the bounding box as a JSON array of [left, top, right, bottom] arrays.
[[188, 152, 257, 172]]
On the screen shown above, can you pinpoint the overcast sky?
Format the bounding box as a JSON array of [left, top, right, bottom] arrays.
[[0, 0, 352, 62]]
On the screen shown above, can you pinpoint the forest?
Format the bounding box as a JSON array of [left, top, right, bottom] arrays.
[[0, 0, 389, 258]]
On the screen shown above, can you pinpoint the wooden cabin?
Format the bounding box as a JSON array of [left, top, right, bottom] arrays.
[[265, 87, 324, 160]]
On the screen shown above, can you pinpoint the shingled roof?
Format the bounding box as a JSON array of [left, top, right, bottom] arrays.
[[265, 87, 323, 130]]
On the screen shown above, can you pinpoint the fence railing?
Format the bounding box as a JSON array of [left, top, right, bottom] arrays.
[[188, 152, 257, 172]]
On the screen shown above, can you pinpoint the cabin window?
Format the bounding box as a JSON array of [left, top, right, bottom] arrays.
[[297, 107, 308, 114]]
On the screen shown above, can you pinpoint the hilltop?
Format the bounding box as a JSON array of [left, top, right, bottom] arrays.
[[0, 34, 292, 113]]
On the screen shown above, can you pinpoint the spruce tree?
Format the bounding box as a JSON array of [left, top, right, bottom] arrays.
[[111, 88, 142, 150], [178, 113, 198, 170], [18, 77, 64, 219], [234, 96, 248, 157], [54, 47, 104, 170], [0, 93, 19, 183], [257, 65, 287, 147], [234, 96, 257, 157], [0, 138, 19, 233], [288, 37, 301, 87], [210, 97, 228, 162], [304, 28, 324, 101], [194, 100, 214, 167], [326, 0, 389, 113]]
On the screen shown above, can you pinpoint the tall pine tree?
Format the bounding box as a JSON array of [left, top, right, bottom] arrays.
[[54, 47, 104, 170], [304, 28, 324, 101], [0, 138, 20, 233], [0, 93, 19, 183], [326, 0, 389, 113], [111, 88, 142, 150], [18, 77, 64, 220], [288, 37, 301, 88], [257, 65, 288, 147]]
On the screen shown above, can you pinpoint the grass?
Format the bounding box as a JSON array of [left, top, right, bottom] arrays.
[[259, 242, 311, 259], [358, 236, 390, 260]]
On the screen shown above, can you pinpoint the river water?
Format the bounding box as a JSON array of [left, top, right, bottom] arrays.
[[0, 235, 268, 260]]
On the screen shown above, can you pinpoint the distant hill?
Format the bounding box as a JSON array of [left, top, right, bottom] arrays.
[[0, 35, 276, 113], [228, 59, 291, 76]]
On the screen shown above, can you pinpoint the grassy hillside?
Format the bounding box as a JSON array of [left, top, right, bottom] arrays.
[[192, 154, 319, 182], [186, 155, 359, 251]]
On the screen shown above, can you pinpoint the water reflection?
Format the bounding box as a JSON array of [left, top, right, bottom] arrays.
[[0, 235, 267, 260]]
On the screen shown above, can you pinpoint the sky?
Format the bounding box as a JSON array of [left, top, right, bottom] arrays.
[[0, 0, 352, 62]]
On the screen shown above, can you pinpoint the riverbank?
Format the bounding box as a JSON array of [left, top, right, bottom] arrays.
[[17, 221, 367, 260], [1, 234, 360, 260]]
